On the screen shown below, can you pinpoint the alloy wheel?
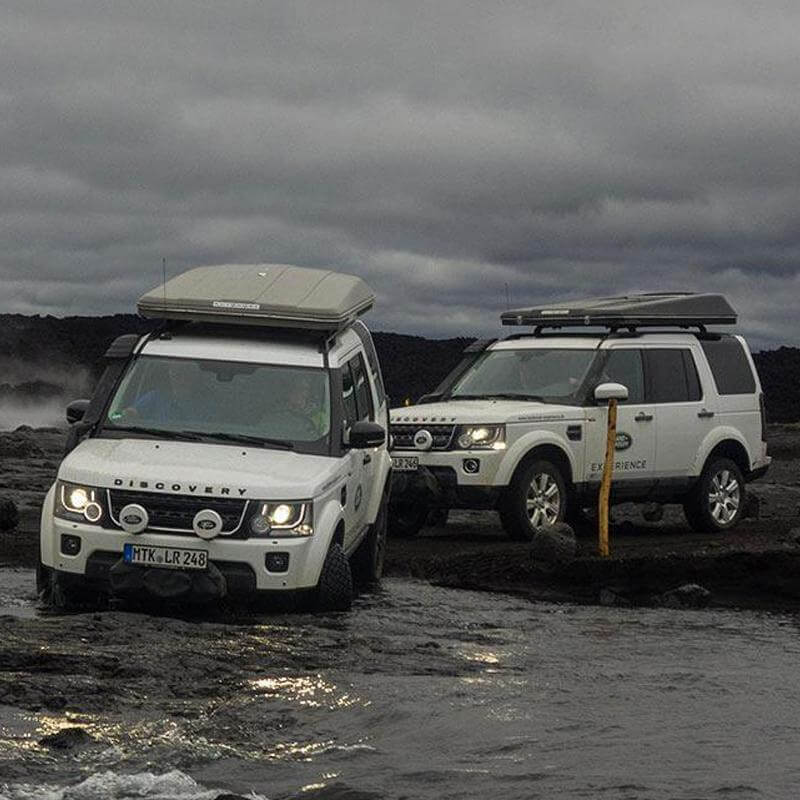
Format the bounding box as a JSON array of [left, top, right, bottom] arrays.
[[526, 472, 561, 528], [707, 468, 740, 525]]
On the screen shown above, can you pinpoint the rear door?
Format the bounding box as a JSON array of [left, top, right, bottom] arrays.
[[584, 347, 656, 489], [645, 347, 709, 479]]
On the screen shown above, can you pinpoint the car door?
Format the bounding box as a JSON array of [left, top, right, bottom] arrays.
[[584, 347, 656, 491], [341, 352, 376, 549], [644, 347, 710, 480]]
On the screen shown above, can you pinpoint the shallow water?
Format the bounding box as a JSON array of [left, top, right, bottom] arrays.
[[1, 576, 799, 799]]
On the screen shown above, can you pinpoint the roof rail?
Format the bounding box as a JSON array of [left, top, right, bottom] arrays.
[[500, 292, 737, 331], [138, 264, 375, 332]]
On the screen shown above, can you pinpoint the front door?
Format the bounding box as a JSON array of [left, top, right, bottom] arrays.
[[584, 347, 656, 492]]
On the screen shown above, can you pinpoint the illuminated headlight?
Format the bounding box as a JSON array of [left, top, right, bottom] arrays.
[[55, 481, 104, 524], [455, 424, 506, 450], [249, 502, 313, 537]]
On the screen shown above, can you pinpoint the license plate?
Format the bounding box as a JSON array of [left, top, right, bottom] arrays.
[[392, 456, 419, 472], [123, 543, 208, 570]]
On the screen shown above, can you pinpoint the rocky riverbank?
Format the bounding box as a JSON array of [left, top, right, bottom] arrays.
[[1, 424, 800, 612]]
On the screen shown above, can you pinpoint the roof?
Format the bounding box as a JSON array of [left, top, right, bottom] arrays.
[[138, 264, 375, 331], [500, 292, 737, 330]]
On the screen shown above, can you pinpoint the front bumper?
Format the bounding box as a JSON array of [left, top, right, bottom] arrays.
[[390, 464, 501, 509], [44, 518, 323, 596]]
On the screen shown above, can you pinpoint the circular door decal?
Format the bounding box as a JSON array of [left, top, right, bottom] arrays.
[[615, 432, 633, 451], [193, 509, 224, 539], [119, 503, 149, 534], [414, 429, 434, 451]]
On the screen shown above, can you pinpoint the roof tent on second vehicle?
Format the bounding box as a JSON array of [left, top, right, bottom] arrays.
[[500, 292, 737, 331], [138, 263, 375, 331]]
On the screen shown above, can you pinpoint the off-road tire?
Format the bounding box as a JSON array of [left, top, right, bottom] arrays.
[[387, 503, 429, 538], [314, 543, 353, 612], [35, 562, 52, 602], [499, 458, 567, 541], [683, 457, 745, 533], [352, 489, 388, 592]]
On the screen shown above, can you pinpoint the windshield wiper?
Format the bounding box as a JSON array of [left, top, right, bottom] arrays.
[[102, 425, 204, 441], [195, 431, 295, 450]]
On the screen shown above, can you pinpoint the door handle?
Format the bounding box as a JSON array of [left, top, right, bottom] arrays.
[[363, 453, 372, 465], [698, 409, 715, 419], [634, 412, 653, 422]]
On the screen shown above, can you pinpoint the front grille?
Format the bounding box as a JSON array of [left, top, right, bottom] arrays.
[[391, 424, 456, 450], [107, 490, 248, 536]]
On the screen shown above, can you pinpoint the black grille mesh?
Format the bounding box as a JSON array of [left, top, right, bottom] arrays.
[[390, 424, 455, 450], [108, 490, 247, 536]]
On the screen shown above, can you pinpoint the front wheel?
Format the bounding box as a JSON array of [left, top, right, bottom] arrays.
[[499, 458, 567, 541], [313, 543, 353, 612], [683, 457, 745, 532]]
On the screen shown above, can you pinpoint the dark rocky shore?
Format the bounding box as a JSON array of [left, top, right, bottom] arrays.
[[2, 424, 800, 612]]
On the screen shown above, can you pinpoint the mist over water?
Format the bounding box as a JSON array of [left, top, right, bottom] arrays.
[[0, 358, 91, 431]]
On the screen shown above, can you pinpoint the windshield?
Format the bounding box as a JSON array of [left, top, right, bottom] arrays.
[[449, 348, 595, 402], [103, 356, 331, 454]]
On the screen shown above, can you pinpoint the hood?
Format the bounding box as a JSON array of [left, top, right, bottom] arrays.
[[59, 437, 343, 500], [390, 399, 582, 425]]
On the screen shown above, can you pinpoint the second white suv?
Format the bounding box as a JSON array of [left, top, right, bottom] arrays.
[[388, 294, 770, 539]]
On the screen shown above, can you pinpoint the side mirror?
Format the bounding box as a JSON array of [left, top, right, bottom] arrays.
[[347, 421, 386, 449], [66, 399, 91, 425], [594, 382, 629, 403]]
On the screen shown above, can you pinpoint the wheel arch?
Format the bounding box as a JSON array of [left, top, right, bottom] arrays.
[[505, 442, 575, 488], [698, 432, 751, 478]]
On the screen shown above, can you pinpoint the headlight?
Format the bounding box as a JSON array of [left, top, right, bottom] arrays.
[[55, 481, 105, 524], [249, 502, 313, 537], [455, 424, 506, 450]]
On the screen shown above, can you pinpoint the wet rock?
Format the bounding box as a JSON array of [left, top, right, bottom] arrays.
[[531, 523, 577, 564], [658, 583, 712, 609], [599, 587, 631, 607], [38, 726, 94, 750], [642, 503, 664, 522], [0, 498, 20, 532]]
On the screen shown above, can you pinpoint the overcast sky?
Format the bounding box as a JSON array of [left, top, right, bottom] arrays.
[[2, 1, 799, 348]]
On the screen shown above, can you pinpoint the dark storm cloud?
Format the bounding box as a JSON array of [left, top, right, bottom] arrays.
[[2, 1, 799, 346]]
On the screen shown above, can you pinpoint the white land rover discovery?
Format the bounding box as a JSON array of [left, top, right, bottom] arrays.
[[38, 264, 392, 611], [389, 293, 770, 540]]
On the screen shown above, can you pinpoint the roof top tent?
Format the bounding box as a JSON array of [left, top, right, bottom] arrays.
[[138, 264, 375, 332], [500, 292, 737, 333]]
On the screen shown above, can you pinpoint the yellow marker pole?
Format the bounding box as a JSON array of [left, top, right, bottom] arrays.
[[598, 398, 618, 558]]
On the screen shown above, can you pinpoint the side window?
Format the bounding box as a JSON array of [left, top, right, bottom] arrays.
[[350, 353, 374, 422], [341, 362, 358, 429], [700, 337, 756, 395], [353, 322, 386, 407], [683, 350, 702, 401], [645, 349, 700, 403], [602, 349, 645, 404]]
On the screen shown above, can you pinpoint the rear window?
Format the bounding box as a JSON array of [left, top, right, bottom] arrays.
[[700, 337, 756, 395], [645, 349, 702, 403]]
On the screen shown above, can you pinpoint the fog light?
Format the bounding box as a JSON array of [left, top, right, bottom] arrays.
[[60, 534, 82, 556], [84, 502, 103, 523], [265, 552, 290, 573], [463, 458, 480, 474]]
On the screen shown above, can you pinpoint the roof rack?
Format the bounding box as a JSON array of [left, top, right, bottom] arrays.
[[500, 292, 737, 332], [138, 264, 375, 332]]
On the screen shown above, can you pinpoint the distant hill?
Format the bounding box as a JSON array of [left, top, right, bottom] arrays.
[[0, 313, 797, 421]]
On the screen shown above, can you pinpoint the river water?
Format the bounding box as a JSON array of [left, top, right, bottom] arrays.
[[1, 576, 799, 799]]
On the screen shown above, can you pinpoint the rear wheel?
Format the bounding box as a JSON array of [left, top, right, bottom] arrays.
[[387, 503, 429, 538], [499, 458, 567, 541], [683, 457, 745, 532], [314, 543, 353, 612], [352, 489, 388, 592]]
